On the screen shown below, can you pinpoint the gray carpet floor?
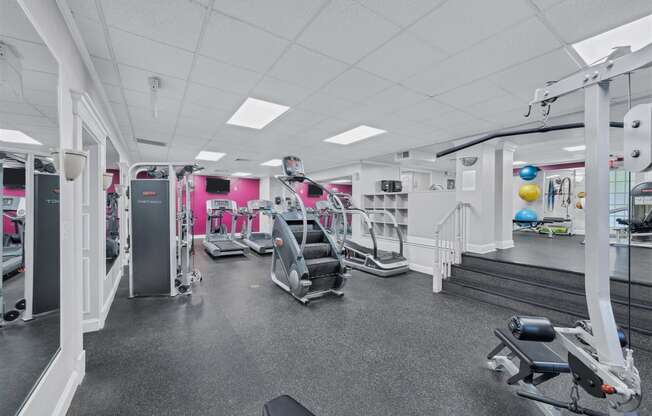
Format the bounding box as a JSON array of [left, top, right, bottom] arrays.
[[67, 245, 652, 415]]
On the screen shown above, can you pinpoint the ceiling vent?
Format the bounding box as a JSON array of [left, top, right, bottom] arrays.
[[394, 150, 435, 163], [136, 138, 167, 147]]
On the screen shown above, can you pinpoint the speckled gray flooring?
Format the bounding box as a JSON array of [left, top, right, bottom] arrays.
[[67, 245, 652, 415]]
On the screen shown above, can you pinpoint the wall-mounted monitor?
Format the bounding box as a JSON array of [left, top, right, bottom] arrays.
[[206, 177, 230, 194], [307, 183, 323, 197], [3, 168, 25, 188]]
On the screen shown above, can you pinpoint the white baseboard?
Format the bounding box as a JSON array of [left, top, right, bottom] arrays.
[[467, 242, 496, 254], [495, 239, 514, 250], [82, 318, 101, 332], [51, 350, 85, 416], [409, 263, 433, 275], [100, 267, 123, 326]]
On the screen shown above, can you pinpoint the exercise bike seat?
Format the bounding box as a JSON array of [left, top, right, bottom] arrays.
[[263, 395, 316, 416]]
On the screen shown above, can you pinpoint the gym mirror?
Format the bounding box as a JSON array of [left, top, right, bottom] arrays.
[[0, 2, 61, 414], [106, 139, 120, 274]]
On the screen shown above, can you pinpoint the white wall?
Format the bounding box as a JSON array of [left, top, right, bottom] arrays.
[[17, 1, 130, 414]]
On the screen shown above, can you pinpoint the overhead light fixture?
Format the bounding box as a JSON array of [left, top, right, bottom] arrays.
[[513, 161, 527, 166], [324, 125, 387, 145], [260, 158, 283, 167], [572, 13, 652, 65], [195, 150, 225, 161], [331, 179, 352, 184], [0, 129, 42, 145], [231, 172, 251, 177], [563, 145, 586, 152], [227, 97, 290, 129]]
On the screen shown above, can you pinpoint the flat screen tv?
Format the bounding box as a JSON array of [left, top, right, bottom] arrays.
[[3, 168, 25, 188], [206, 177, 230, 194], [307, 183, 323, 197]]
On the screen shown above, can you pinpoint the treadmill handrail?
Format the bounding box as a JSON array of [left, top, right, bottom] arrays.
[[367, 209, 404, 257], [345, 208, 378, 259]]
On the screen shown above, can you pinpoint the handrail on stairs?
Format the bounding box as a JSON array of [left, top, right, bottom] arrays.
[[433, 202, 470, 293]]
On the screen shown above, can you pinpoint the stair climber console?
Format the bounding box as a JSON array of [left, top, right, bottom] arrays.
[[270, 156, 350, 305]]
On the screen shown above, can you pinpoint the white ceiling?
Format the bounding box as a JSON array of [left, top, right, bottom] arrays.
[[65, 0, 652, 176], [0, 1, 59, 150]]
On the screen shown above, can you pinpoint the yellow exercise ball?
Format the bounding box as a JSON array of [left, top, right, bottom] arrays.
[[519, 183, 541, 202]]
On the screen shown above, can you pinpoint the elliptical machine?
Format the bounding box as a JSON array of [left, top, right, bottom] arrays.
[[270, 156, 350, 305]]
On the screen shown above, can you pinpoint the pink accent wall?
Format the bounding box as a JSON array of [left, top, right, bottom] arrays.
[[3, 187, 25, 234], [295, 183, 353, 208], [192, 176, 260, 234]]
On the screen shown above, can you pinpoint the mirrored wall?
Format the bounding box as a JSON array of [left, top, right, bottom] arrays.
[[105, 138, 120, 274], [0, 1, 61, 414]]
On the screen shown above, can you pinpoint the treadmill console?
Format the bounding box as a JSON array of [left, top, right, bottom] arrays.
[[282, 156, 304, 177], [206, 199, 237, 213], [247, 199, 272, 212]]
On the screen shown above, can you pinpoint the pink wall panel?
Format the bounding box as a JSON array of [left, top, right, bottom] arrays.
[[192, 176, 260, 234], [3, 186, 25, 234]]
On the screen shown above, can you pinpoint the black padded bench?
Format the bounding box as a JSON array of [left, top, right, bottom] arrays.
[[488, 328, 569, 386], [263, 395, 315, 416]]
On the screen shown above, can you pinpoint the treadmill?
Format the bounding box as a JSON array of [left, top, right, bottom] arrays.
[[242, 200, 274, 254], [203, 199, 247, 257], [326, 195, 409, 277], [2, 196, 25, 277]]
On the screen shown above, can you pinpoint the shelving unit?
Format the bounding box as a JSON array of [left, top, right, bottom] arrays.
[[361, 192, 409, 240]]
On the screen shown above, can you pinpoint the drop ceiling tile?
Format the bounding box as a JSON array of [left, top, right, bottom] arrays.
[[123, 88, 182, 114], [22, 89, 57, 107], [296, 91, 357, 117], [176, 115, 220, 138], [275, 109, 326, 128], [466, 93, 527, 120], [212, 0, 327, 40], [180, 102, 230, 124], [190, 55, 262, 93], [34, 105, 58, 120], [320, 68, 392, 102], [0, 113, 55, 128], [338, 85, 426, 122], [184, 82, 243, 112], [170, 135, 212, 148], [0, 101, 41, 117], [543, 0, 652, 43], [488, 48, 580, 100], [74, 15, 111, 59], [92, 57, 121, 86], [109, 28, 194, 79], [117, 65, 187, 101], [392, 98, 454, 123], [409, 0, 534, 55], [356, 0, 446, 27], [132, 125, 174, 143], [404, 17, 560, 95], [268, 44, 348, 90], [22, 70, 58, 92], [2, 38, 58, 74], [0, 0, 45, 43], [531, 0, 564, 10], [128, 106, 177, 130], [103, 83, 124, 104], [297, 0, 401, 64], [357, 31, 448, 82], [250, 76, 315, 107], [435, 79, 508, 109], [68, 0, 100, 21], [200, 12, 289, 72], [100, 0, 205, 50]]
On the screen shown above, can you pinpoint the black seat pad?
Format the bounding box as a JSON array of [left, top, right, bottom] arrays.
[[494, 328, 569, 374], [263, 395, 315, 416]]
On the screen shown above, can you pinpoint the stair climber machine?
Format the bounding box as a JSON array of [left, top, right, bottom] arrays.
[[128, 162, 203, 297], [271, 156, 350, 305], [242, 199, 274, 254], [203, 199, 247, 257], [322, 194, 409, 277], [430, 45, 652, 416]]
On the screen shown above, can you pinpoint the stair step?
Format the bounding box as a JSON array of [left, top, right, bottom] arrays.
[[444, 274, 652, 337], [291, 229, 325, 244], [305, 257, 340, 278], [303, 243, 331, 260]]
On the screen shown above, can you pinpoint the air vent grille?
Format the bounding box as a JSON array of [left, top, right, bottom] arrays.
[[136, 138, 167, 147], [234, 158, 250, 162]]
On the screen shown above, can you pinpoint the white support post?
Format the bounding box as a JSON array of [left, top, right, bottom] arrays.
[[583, 81, 625, 367]]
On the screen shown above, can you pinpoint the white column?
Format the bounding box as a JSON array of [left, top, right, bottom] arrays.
[[455, 143, 496, 253], [495, 142, 516, 249]]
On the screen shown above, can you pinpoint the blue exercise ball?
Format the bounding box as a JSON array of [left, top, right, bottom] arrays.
[[519, 165, 538, 181], [515, 208, 538, 223]]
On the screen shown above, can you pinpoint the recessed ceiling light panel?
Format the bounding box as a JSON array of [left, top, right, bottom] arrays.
[[227, 97, 290, 130], [324, 125, 387, 145], [195, 150, 226, 161], [0, 129, 42, 145], [260, 158, 283, 167], [572, 14, 652, 64], [563, 145, 586, 152]]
